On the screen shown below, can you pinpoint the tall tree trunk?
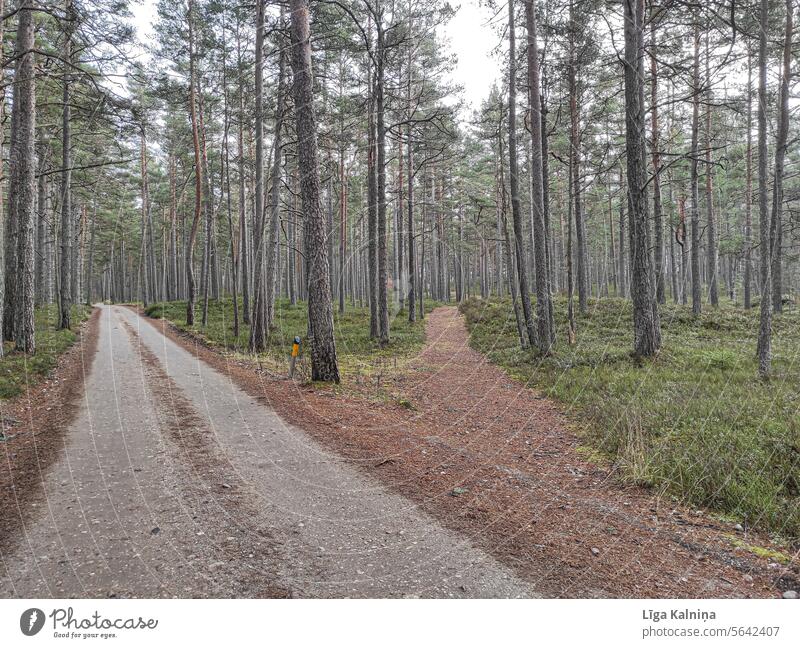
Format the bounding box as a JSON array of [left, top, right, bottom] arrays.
[[758, 0, 791, 374], [289, 0, 340, 383], [236, 21, 250, 324], [568, 0, 588, 316], [139, 129, 151, 308], [525, 0, 554, 352], [338, 59, 348, 315], [406, 45, 416, 323], [756, 0, 771, 374], [507, 0, 536, 348], [367, 19, 378, 338], [220, 11, 239, 337], [376, 9, 389, 345], [541, 95, 555, 297], [185, 0, 203, 325], [617, 166, 626, 298], [58, 0, 74, 331], [249, 0, 268, 351], [265, 45, 286, 331], [9, 0, 37, 352], [624, 0, 660, 357], [0, 0, 5, 355], [743, 42, 753, 310], [704, 29, 718, 308], [650, 15, 665, 304], [498, 115, 527, 348], [689, 24, 702, 316], [86, 206, 95, 304]]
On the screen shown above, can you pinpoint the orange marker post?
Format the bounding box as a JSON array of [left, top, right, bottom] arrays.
[[289, 336, 301, 378]]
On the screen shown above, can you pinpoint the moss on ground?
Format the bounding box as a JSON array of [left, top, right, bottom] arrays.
[[145, 297, 438, 379], [0, 304, 92, 400]]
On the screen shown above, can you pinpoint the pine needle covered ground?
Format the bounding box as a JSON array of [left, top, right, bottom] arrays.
[[461, 296, 800, 543]]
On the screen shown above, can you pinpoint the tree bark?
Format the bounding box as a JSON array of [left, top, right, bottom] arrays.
[[57, 0, 75, 331], [525, 0, 554, 352], [265, 45, 286, 331], [704, 29, 718, 308], [9, 0, 37, 352], [248, 0, 268, 351], [568, 0, 588, 316], [650, 15, 665, 305], [758, 0, 791, 374], [289, 0, 340, 382], [376, 7, 389, 345], [689, 24, 702, 316], [185, 0, 203, 325], [743, 42, 753, 310], [624, 0, 660, 357], [507, 0, 536, 348], [367, 18, 378, 338]]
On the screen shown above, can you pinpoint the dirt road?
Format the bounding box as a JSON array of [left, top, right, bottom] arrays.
[[0, 305, 535, 598]]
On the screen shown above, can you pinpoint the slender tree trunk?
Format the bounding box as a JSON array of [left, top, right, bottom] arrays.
[[624, 0, 660, 357], [756, 0, 771, 374], [568, 0, 588, 316], [220, 12, 239, 337], [265, 45, 286, 331], [367, 19, 378, 338], [9, 0, 37, 352], [236, 21, 250, 324], [185, 0, 203, 325], [35, 143, 48, 305], [86, 206, 95, 304], [704, 29, 718, 307], [650, 16, 665, 304], [290, 0, 340, 382], [567, 153, 576, 342], [139, 129, 151, 308], [758, 0, 791, 374], [498, 116, 527, 348], [743, 42, 753, 310], [338, 59, 348, 315], [618, 166, 626, 298], [507, 0, 536, 348], [58, 1, 74, 330], [690, 24, 702, 316], [249, 0, 269, 351], [376, 10, 390, 345], [525, 0, 554, 352], [406, 53, 416, 323], [0, 0, 5, 355]]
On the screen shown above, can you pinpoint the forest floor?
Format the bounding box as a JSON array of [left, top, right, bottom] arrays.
[[1, 300, 797, 598], [0, 304, 92, 399], [145, 301, 797, 597], [462, 297, 800, 543]]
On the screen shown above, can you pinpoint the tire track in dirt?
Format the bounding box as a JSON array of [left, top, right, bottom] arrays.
[[123, 305, 534, 598], [119, 317, 290, 598]]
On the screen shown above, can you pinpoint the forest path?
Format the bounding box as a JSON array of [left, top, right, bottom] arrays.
[[0, 304, 535, 598], [379, 306, 789, 597]]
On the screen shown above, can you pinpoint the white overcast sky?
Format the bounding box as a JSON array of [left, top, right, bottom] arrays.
[[128, 0, 499, 112]]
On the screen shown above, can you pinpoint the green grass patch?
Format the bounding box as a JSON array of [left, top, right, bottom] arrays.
[[0, 304, 92, 399], [145, 297, 437, 379], [461, 296, 800, 543]]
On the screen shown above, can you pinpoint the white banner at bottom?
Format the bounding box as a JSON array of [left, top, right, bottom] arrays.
[[0, 599, 797, 647]]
